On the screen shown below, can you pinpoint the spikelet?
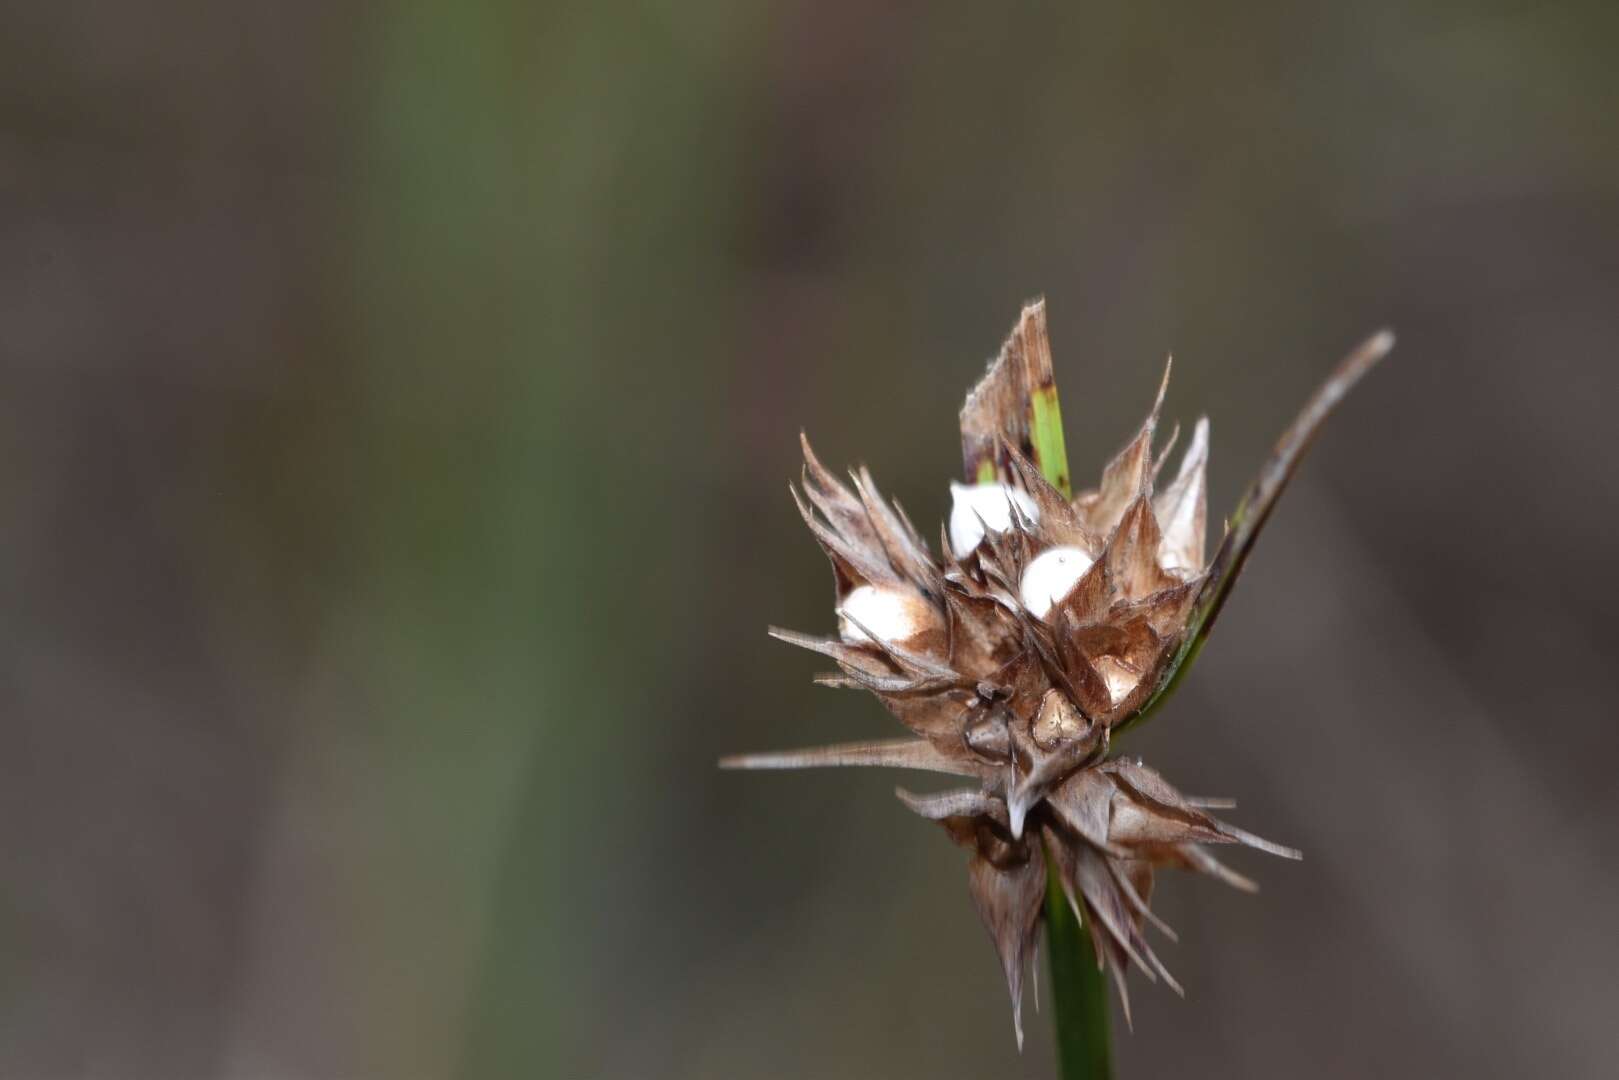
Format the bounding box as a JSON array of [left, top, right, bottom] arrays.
[[724, 299, 1393, 1047]]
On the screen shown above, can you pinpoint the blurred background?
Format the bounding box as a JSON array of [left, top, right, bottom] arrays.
[[4, 2, 1618, 1077]]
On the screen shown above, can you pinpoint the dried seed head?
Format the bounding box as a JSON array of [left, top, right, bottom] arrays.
[[724, 299, 1391, 1046]]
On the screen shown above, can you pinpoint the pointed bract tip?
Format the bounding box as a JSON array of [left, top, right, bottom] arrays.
[[1007, 791, 1030, 840], [1152, 353, 1173, 412], [1338, 328, 1395, 382], [1235, 830, 1303, 861]]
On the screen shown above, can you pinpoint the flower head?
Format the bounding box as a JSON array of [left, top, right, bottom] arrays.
[[724, 300, 1392, 1047]]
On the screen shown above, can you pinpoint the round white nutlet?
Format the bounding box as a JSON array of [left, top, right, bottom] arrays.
[[1019, 545, 1095, 619], [947, 482, 1040, 558], [836, 585, 939, 645]]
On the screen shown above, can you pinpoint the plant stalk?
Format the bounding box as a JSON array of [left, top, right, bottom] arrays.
[[1028, 368, 1114, 1080], [1044, 851, 1113, 1078]]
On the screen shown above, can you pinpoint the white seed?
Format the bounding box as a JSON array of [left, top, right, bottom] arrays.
[[836, 585, 938, 645], [948, 482, 1040, 558], [1018, 545, 1095, 619], [1093, 655, 1143, 705]]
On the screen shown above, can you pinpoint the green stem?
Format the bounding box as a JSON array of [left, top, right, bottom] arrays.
[[1045, 852, 1112, 1079], [1030, 385, 1072, 498], [1028, 374, 1113, 1079]]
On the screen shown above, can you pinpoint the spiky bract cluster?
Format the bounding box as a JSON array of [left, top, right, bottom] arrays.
[[724, 301, 1392, 1046]]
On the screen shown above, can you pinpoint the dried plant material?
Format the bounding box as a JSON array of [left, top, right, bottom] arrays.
[[966, 845, 1046, 1049], [723, 298, 1391, 1045], [961, 301, 1069, 493]]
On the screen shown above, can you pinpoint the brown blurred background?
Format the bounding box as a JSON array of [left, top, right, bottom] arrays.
[[3, 2, 1618, 1078]]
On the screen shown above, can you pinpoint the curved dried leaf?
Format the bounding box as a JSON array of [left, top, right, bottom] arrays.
[[1121, 330, 1394, 734]]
